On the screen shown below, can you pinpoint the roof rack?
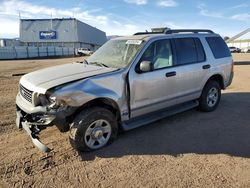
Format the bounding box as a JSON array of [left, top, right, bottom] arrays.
[[134, 31, 164, 35], [165, 29, 214, 34], [134, 28, 214, 35]]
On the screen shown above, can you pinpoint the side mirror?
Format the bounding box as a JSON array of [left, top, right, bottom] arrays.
[[139, 61, 153, 72]]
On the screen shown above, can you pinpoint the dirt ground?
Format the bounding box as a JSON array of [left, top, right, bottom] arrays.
[[0, 54, 250, 188]]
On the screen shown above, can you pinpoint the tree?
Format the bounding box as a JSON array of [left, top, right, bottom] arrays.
[[224, 36, 230, 41]]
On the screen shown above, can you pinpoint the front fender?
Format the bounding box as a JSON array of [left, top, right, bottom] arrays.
[[50, 78, 123, 107]]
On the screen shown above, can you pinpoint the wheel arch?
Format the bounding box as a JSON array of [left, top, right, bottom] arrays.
[[70, 97, 121, 124], [205, 74, 225, 89]]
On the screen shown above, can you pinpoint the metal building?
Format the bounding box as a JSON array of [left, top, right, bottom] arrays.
[[20, 18, 107, 50], [0, 38, 22, 47], [226, 28, 250, 49]]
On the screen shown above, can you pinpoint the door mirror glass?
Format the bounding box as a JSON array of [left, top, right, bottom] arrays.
[[140, 61, 153, 72]]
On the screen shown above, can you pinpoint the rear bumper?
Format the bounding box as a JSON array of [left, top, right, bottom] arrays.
[[226, 72, 234, 87]]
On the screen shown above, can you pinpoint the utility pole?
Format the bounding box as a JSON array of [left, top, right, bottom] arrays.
[[50, 13, 53, 30]]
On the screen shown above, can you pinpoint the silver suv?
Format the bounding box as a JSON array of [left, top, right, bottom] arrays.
[[16, 28, 234, 152]]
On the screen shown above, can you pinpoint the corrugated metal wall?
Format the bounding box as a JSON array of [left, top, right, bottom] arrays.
[[76, 20, 107, 46], [20, 19, 78, 43], [227, 41, 250, 48], [19, 18, 107, 50], [0, 46, 75, 60]]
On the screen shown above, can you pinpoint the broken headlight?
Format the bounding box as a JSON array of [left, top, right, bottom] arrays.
[[48, 96, 67, 110]]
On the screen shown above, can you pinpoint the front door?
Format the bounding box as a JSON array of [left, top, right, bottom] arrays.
[[128, 39, 178, 118]]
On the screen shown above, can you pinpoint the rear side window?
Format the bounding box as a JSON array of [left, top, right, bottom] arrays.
[[174, 38, 205, 65], [206, 37, 231, 59]]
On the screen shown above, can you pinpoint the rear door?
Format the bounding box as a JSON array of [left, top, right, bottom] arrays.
[[170, 37, 210, 104]]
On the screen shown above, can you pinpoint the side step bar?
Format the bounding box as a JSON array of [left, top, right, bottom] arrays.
[[122, 100, 199, 131]]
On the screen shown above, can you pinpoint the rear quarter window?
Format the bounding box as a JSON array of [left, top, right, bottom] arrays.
[[206, 37, 231, 59]]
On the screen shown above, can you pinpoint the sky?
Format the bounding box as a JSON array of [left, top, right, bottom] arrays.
[[0, 0, 249, 38]]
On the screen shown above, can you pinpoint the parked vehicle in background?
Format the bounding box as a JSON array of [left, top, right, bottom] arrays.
[[229, 46, 241, 53], [242, 47, 250, 53], [16, 28, 234, 153], [77, 48, 94, 56]]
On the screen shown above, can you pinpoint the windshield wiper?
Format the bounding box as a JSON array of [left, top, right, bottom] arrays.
[[89, 61, 109, 68], [76, 59, 89, 64], [82, 59, 89, 65]]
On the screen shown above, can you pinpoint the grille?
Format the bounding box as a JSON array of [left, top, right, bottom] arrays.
[[20, 84, 33, 103]]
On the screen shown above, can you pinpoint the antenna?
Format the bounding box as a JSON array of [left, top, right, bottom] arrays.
[[19, 12, 21, 39]]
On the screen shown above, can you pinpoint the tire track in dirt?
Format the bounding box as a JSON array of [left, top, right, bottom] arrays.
[[0, 145, 79, 187]]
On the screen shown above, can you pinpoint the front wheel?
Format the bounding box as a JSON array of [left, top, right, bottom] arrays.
[[69, 107, 118, 151], [199, 80, 221, 112]]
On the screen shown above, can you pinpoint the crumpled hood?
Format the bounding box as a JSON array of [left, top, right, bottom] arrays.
[[20, 63, 117, 94]]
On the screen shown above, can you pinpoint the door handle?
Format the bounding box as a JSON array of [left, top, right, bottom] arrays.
[[202, 64, 211, 69], [165, 71, 176, 77]]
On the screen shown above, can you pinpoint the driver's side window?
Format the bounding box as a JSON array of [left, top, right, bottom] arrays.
[[140, 39, 173, 70]]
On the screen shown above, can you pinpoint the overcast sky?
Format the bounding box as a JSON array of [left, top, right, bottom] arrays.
[[0, 0, 249, 38]]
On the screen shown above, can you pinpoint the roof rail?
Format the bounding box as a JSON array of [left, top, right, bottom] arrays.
[[165, 29, 214, 34], [134, 28, 214, 35]]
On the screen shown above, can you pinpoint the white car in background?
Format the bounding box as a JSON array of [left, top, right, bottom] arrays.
[[229, 46, 241, 53], [242, 47, 250, 53], [77, 48, 94, 56]]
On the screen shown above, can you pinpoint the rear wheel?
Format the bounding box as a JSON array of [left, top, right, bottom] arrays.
[[69, 107, 118, 151], [199, 80, 221, 112]]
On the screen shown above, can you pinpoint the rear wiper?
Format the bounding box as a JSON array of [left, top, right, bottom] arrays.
[[89, 61, 109, 68]]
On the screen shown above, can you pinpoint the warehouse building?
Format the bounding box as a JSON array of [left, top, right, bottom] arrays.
[[20, 18, 107, 50], [226, 28, 250, 49], [0, 38, 22, 47]]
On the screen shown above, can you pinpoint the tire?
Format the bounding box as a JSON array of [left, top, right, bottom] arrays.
[[69, 107, 118, 152], [56, 124, 69, 132], [199, 80, 221, 112]]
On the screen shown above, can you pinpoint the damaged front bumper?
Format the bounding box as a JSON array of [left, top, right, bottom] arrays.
[[16, 109, 54, 153], [16, 93, 75, 153]]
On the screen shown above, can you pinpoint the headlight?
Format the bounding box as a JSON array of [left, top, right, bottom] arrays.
[[48, 96, 67, 109], [32, 93, 49, 106], [39, 94, 49, 106], [48, 96, 57, 108]]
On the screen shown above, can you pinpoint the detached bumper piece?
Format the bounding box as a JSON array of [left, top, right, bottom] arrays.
[[16, 111, 51, 153], [22, 121, 51, 153]]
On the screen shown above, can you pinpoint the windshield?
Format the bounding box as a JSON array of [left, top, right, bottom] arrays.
[[87, 39, 145, 68]]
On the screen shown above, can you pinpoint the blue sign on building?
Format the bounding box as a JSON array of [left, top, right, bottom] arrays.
[[39, 31, 57, 39]]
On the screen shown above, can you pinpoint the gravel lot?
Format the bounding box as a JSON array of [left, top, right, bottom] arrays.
[[0, 54, 250, 188]]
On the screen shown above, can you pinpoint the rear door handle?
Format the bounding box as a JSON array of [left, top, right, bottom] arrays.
[[202, 64, 211, 69], [165, 71, 176, 77]]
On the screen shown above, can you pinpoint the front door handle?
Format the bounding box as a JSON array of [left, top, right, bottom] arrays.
[[203, 64, 211, 69], [165, 71, 176, 77]]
